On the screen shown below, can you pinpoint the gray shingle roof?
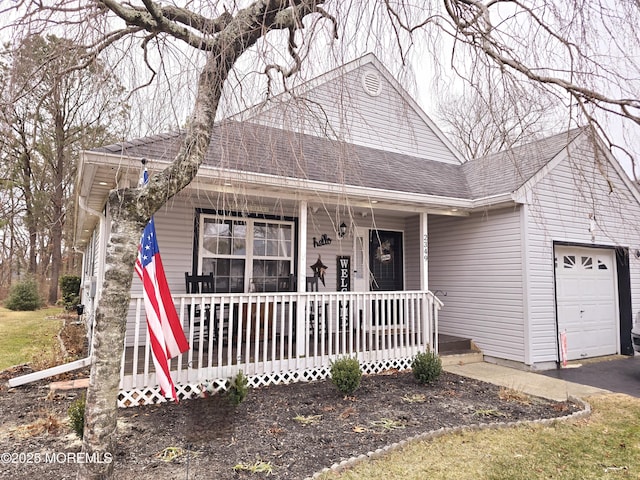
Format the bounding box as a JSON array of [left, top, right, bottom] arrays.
[[462, 129, 583, 198], [93, 122, 581, 200], [94, 120, 470, 198]]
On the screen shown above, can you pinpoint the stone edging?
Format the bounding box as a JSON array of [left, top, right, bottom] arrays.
[[306, 395, 591, 480]]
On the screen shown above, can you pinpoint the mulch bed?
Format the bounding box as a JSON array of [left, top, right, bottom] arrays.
[[0, 365, 581, 480]]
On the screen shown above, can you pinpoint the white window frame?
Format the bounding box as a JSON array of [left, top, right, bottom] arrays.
[[198, 214, 294, 293]]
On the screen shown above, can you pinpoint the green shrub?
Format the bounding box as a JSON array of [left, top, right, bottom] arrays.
[[330, 356, 362, 395], [60, 275, 81, 310], [5, 278, 42, 311], [226, 370, 249, 406], [411, 350, 442, 384], [68, 394, 86, 439]]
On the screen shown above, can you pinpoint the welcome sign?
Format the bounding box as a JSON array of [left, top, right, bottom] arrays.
[[337, 256, 351, 291]]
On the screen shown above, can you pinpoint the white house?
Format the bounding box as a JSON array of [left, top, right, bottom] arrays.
[[74, 54, 640, 406]]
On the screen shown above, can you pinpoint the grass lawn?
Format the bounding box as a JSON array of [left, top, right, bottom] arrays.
[[320, 394, 640, 480], [0, 306, 64, 371]]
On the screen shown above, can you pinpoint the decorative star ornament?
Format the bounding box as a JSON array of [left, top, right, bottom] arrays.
[[310, 255, 328, 286]]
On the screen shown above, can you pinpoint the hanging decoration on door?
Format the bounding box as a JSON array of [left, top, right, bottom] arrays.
[[375, 239, 393, 264], [310, 255, 328, 286]]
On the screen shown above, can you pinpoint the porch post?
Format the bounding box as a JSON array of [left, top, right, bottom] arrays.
[[296, 201, 308, 357], [419, 212, 433, 351], [420, 212, 428, 290]]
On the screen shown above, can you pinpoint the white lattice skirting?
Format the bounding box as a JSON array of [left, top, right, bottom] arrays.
[[117, 357, 414, 408]]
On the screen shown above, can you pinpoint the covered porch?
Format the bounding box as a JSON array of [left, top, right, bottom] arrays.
[[75, 136, 471, 407], [119, 289, 442, 407]]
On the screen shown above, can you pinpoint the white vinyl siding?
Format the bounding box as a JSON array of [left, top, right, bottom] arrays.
[[428, 207, 525, 362], [525, 138, 640, 363], [247, 64, 459, 164]]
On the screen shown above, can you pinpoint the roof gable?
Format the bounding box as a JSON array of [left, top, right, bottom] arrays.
[[232, 54, 464, 165], [513, 129, 640, 206]]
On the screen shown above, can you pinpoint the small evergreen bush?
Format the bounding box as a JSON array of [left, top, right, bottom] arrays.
[[5, 278, 42, 311], [329, 356, 362, 395], [226, 370, 249, 406], [60, 275, 81, 310], [411, 350, 442, 384], [68, 394, 86, 439]]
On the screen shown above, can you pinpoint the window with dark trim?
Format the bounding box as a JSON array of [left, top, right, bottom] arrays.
[[198, 214, 293, 293]]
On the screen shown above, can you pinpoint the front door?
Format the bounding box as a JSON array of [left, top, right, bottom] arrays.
[[351, 227, 370, 292], [369, 230, 403, 291]]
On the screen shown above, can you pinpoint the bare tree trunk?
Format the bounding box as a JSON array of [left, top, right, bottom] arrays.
[[79, 213, 140, 479], [76, 1, 304, 465], [48, 108, 65, 304], [21, 154, 38, 276], [78, 50, 229, 479]]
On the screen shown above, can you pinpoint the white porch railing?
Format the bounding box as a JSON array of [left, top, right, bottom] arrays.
[[119, 291, 441, 406]]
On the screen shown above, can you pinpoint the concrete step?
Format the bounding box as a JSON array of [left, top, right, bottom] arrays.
[[440, 351, 484, 367], [438, 334, 474, 354], [437, 334, 483, 366]]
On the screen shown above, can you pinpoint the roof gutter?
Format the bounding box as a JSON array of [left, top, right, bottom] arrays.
[[468, 192, 519, 210], [81, 150, 521, 213], [82, 151, 473, 210]]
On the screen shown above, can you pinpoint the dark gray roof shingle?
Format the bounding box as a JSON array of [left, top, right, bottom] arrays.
[[94, 121, 471, 198], [462, 129, 583, 198], [93, 122, 580, 200]]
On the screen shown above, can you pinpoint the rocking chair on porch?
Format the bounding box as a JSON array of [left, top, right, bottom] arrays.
[[184, 272, 215, 342], [306, 275, 323, 336]]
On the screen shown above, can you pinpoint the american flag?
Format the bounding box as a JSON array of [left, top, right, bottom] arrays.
[[134, 169, 189, 401]]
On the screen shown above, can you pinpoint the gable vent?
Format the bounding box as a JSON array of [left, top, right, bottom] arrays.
[[361, 71, 382, 97]]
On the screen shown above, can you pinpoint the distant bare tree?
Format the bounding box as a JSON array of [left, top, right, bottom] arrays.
[[0, 35, 126, 301], [1, 1, 639, 479], [436, 72, 563, 160]]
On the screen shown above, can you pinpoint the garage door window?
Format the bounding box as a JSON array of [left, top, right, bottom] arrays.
[[562, 254, 607, 271], [563, 255, 575, 269]]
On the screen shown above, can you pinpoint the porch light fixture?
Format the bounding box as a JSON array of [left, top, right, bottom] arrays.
[[338, 222, 348, 238]]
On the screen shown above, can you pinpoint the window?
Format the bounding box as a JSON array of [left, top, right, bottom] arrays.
[[199, 215, 293, 293], [251, 222, 292, 292], [563, 255, 576, 269], [201, 218, 246, 293]]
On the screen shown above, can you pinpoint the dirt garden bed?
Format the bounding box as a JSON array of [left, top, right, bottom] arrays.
[[0, 361, 581, 480]]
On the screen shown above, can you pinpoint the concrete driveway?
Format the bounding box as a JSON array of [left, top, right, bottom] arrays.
[[541, 355, 640, 398]]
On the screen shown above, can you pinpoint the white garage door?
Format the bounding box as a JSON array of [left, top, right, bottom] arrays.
[[555, 246, 618, 360]]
